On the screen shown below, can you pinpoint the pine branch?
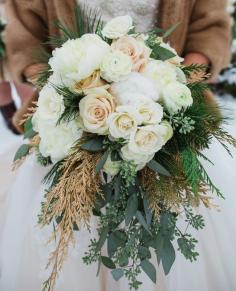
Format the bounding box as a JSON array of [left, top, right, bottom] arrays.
[[213, 127, 236, 157], [182, 64, 209, 78], [197, 161, 224, 198], [43, 161, 64, 188], [50, 85, 85, 124]]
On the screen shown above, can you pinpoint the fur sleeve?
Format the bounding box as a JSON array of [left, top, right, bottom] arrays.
[[5, 0, 48, 82], [185, 0, 232, 78]]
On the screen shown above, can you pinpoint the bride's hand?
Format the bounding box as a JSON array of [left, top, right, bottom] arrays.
[[183, 52, 210, 66]]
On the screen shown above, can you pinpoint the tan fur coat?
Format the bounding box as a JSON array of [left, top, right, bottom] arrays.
[[5, 0, 232, 82]]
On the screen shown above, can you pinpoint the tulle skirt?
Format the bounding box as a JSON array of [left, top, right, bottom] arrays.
[[0, 97, 236, 291]]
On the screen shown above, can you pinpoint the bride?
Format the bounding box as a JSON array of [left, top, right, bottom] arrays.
[[0, 0, 234, 290]]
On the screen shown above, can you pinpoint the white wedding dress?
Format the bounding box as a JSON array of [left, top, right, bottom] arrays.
[[0, 1, 236, 290]]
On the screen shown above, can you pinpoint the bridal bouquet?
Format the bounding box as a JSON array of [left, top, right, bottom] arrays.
[[14, 7, 236, 291]]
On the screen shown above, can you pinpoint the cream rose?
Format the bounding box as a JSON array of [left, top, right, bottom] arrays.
[[73, 70, 106, 93], [49, 34, 110, 87], [134, 99, 164, 125], [100, 50, 133, 83], [127, 125, 169, 156], [162, 82, 193, 114], [111, 36, 151, 72], [79, 87, 116, 135], [102, 15, 133, 39], [108, 105, 141, 139], [36, 85, 65, 123], [142, 60, 177, 95], [121, 145, 154, 170]]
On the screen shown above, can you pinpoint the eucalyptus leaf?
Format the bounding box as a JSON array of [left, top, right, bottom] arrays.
[[111, 269, 124, 281], [136, 211, 151, 234], [95, 151, 109, 174], [101, 256, 116, 269], [96, 226, 108, 251], [114, 175, 122, 200], [125, 194, 138, 225], [147, 160, 171, 177], [162, 239, 176, 275], [138, 246, 151, 260], [81, 136, 104, 152], [24, 128, 37, 139], [24, 118, 37, 139], [14, 144, 30, 162], [107, 231, 126, 257], [96, 258, 102, 277], [140, 260, 157, 283], [24, 117, 33, 133], [143, 195, 153, 227]]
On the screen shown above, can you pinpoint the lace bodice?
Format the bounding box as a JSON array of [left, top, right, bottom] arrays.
[[77, 0, 160, 32]]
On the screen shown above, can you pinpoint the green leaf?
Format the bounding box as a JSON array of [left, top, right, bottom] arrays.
[[119, 253, 129, 267], [111, 269, 124, 281], [136, 211, 151, 234], [138, 246, 151, 260], [151, 44, 176, 61], [24, 128, 37, 139], [96, 226, 108, 251], [95, 151, 109, 173], [161, 239, 176, 275], [14, 144, 30, 162], [163, 23, 180, 38], [108, 230, 127, 257], [154, 235, 165, 264], [143, 195, 153, 227], [24, 117, 33, 132], [101, 256, 116, 269], [114, 175, 122, 200], [140, 260, 157, 283], [96, 258, 102, 277], [125, 194, 138, 225], [147, 160, 171, 177], [80, 137, 104, 152], [24, 118, 37, 139]]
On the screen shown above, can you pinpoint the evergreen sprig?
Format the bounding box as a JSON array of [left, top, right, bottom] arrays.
[[51, 85, 85, 123]]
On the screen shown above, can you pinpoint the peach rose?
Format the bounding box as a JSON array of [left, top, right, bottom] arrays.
[[111, 36, 151, 72], [79, 87, 116, 135], [73, 70, 107, 93]]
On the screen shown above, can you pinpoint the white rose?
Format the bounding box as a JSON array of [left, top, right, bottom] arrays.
[[121, 145, 154, 170], [49, 34, 110, 87], [79, 87, 116, 135], [127, 125, 168, 156], [100, 50, 132, 83], [159, 42, 184, 65], [176, 67, 187, 84], [142, 60, 177, 96], [162, 82, 193, 114], [160, 120, 173, 143], [108, 105, 141, 139], [102, 15, 133, 39], [35, 85, 65, 123], [103, 154, 121, 176], [38, 120, 83, 162], [111, 72, 159, 104], [134, 99, 164, 125]]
